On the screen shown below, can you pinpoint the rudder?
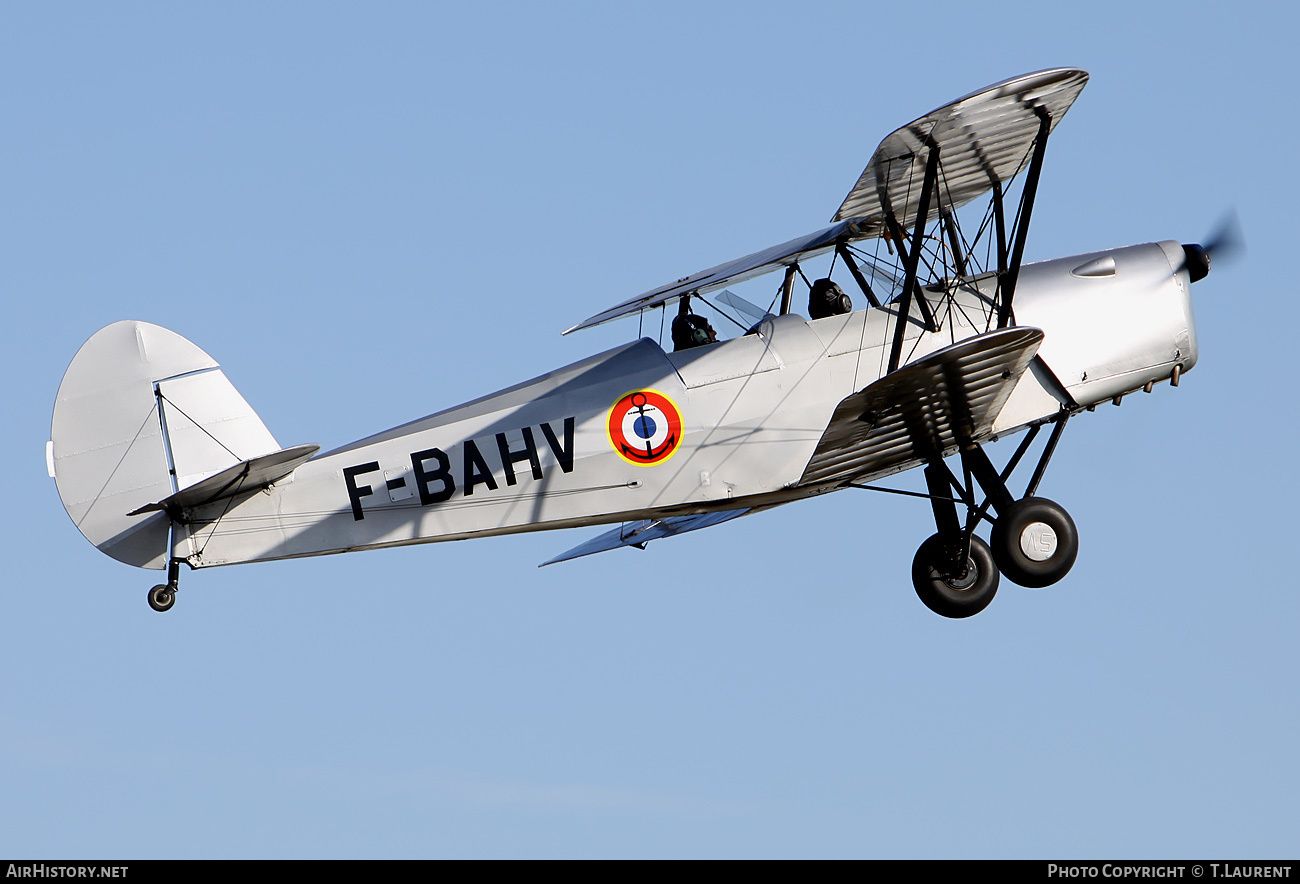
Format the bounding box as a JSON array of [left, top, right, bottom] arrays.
[[50, 321, 281, 570]]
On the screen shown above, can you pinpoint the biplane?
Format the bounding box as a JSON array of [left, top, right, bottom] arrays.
[[49, 68, 1232, 617]]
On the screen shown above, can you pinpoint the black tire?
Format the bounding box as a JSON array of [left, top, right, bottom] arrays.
[[990, 497, 1078, 588], [911, 534, 999, 619], [148, 584, 175, 613]]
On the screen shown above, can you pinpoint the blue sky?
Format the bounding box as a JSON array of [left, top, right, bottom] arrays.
[[3, 1, 1297, 859]]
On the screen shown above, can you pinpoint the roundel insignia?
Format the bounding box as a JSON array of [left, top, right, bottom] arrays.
[[607, 389, 683, 466]]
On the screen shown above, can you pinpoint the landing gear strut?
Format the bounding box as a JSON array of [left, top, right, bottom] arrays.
[[147, 560, 181, 613], [899, 415, 1078, 617], [958, 422, 1079, 589], [909, 459, 1000, 618]]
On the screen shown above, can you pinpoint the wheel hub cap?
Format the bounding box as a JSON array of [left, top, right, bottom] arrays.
[[1019, 521, 1058, 562], [944, 557, 978, 591]]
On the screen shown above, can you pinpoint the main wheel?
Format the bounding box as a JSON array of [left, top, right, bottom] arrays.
[[911, 534, 999, 619], [990, 497, 1078, 588], [148, 584, 175, 613]]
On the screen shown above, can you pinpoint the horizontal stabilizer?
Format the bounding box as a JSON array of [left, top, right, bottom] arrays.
[[540, 508, 752, 566], [129, 443, 320, 518]]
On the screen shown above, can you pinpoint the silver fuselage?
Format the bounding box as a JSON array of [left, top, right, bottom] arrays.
[[180, 241, 1196, 568]]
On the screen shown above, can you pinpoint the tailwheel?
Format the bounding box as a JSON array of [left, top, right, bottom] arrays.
[[147, 584, 176, 613], [911, 534, 999, 619], [147, 560, 181, 613], [990, 497, 1078, 588]]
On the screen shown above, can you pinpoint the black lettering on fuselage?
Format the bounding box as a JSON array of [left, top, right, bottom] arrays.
[[462, 439, 498, 496], [344, 462, 380, 521], [540, 416, 575, 473], [496, 427, 543, 486], [412, 447, 455, 505], [345, 415, 577, 520]]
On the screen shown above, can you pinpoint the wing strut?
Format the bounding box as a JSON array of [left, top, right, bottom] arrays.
[[887, 138, 942, 373], [998, 108, 1052, 328], [778, 263, 799, 315], [835, 242, 882, 309], [993, 180, 1009, 280], [941, 211, 969, 279]]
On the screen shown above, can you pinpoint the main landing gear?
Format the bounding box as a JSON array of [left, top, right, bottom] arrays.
[[912, 533, 1000, 618], [989, 496, 1078, 588], [907, 417, 1079, 618], [147, 560, 181, 613]]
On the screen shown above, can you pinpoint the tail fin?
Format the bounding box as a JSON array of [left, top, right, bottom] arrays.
[[50, 321, 283, 570]]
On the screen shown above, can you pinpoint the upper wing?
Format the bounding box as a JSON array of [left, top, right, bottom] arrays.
[[800, 327, 1045, 487], [562, 222, 854, 335], [832, 68, 1088, 229], [564, 69, 1086, 336]]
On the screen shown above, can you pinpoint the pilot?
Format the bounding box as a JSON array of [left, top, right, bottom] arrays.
[[671, 295, 718, 351], [808, 278, 852, 320]]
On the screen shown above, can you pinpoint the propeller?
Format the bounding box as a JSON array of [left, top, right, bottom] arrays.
[[1181, 210, 1245, 283]]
